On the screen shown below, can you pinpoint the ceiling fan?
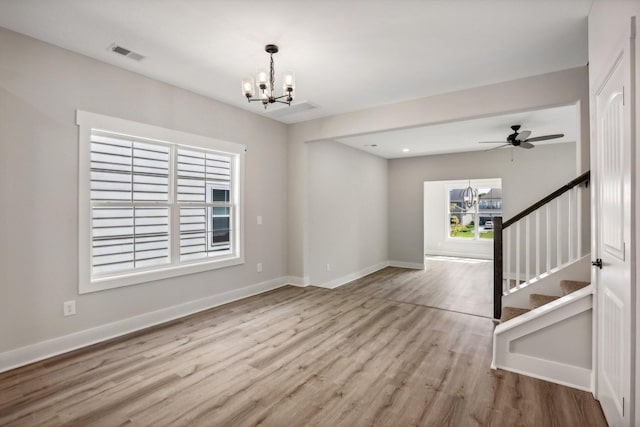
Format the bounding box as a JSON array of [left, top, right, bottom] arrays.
[[479, 125, 564, 150]]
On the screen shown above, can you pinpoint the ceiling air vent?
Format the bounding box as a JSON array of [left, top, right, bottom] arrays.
[[108, 43, 145, 61]]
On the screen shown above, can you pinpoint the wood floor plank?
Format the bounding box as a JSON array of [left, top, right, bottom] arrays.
[[339, 257, 493, 318], [0, 259, 607, 426]]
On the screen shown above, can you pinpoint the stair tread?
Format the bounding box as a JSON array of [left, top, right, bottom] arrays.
[[560, 280, 590, 296], [500, 306, 530, 323], [529, 293, 561, 309]]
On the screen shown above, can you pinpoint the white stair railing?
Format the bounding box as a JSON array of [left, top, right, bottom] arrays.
[[503, 186, 586, 292], [493, 171, 590, 319]]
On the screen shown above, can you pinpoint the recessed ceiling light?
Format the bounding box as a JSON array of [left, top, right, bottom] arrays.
[[402, 148, 410, 152]]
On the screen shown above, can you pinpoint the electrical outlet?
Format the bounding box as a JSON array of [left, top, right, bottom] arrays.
[[63, 300, 76, 316], [326, 263, 331, 272], [257, 263, 263, 273], [257, 215, 263, 225]]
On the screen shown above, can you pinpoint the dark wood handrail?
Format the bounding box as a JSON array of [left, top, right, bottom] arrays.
[[502, 171, 590, 228]]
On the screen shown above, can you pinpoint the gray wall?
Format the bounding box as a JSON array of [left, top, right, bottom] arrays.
[[307, 140, 388, 285], [288, 67, 590, 280], [391, 142, 579, 265], [0, 25, 594, 362], [0, 28, 288, 353]]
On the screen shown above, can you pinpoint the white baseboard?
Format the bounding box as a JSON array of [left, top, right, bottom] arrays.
[[493, 362, 592, 392], [424, 249, 492, 260], [0, 258, 434, 373], [318, 261, 390, 289], [0, 276, 289, 374], [285, 276, 310, 287], [388, 260, 425, 270]]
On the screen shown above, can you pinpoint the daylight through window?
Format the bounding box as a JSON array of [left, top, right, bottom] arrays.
[[449, 187, 502, 239]]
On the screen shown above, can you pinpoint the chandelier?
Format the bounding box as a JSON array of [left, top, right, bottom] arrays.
[[462, 181, 478, 209], [241, 44, 295, 109]]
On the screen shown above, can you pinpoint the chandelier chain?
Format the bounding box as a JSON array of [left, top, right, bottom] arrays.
[[269, 53, 275, 95]]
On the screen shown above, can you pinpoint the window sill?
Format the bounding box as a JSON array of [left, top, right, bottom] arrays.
[[446, 237, 494, 243], [80, 255, 244, 294]]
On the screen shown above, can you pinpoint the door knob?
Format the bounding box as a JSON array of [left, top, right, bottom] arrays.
[[592, 258, 603, 269]]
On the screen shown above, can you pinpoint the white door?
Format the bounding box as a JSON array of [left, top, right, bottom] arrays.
[[593, 19, 635, 427]]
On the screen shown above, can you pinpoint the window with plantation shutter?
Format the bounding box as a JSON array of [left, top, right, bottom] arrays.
[[90, 134, 171, 276], [176, 148, 233, 261], [77, 111, 245, 294]]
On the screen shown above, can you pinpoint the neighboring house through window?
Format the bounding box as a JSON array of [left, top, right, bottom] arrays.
[[448, 182, 502, 240]]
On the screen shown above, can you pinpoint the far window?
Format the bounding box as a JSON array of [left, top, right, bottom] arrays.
[[208, 186, 231, 251], [449, 187, 502, 239]]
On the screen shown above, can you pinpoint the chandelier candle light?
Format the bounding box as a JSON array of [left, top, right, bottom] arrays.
[[242, 44, 295, 109]]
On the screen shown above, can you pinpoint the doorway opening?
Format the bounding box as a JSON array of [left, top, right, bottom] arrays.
[[421, 178, 502, 317]]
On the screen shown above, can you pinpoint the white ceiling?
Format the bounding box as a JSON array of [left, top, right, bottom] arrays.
[[0, 0, 593, 124], [333, 104, 577, 159]]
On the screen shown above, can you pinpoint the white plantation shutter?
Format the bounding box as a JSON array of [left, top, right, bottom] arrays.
[[177, 148, 233, 261], [176, 149, 231, 202], [90, 134, 170, 275], [90, 135, 170, 201]]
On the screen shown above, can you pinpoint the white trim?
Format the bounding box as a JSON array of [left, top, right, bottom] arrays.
[[492, 285, 593, 391], [285, 276, 310, 287], [445, 178, 502, 242], [295, 259, 428, 289], [388, 260, 425, 270], [87, 256, 245, 293], [76, 111, 246, 154], [425, 249, 492, 260], [317, 261, 389, 289], [493, 362, 592, 392], [0, 276, 288, 374], [496, 285, 593, 334], [443, 178, 502, 191], [442, 237, 494, 244], [502, 255, 591, 309]]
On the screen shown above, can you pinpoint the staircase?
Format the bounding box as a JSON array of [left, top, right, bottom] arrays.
[[491, 172, 594, 391], [501, 279, 590, 322]]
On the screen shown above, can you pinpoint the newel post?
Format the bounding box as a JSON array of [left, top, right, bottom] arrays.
[[493, 216, 503, 320]]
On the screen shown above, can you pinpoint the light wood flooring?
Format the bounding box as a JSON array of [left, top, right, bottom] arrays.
[[340, 256, 493, 318], [0, 263, 606, 426]]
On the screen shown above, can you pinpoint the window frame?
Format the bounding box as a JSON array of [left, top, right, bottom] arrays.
[[445, 179, 501, 242], [77, 110, 245, 294], [206, 185, 231, 252]]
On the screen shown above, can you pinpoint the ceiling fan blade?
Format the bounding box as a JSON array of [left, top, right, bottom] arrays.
[[524, 133, 565, 142], [516, 130, 531, 141], [519, 141, 535, 149], [484, 143, 511, 152], [478, 141, 509, 144]]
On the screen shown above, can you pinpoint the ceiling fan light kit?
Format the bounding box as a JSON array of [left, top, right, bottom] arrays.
[[242, 44, 295, 109], [479, 124, 565, 151]]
